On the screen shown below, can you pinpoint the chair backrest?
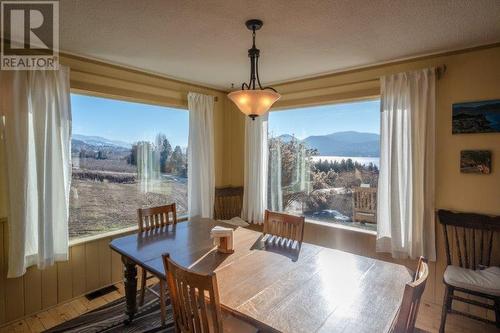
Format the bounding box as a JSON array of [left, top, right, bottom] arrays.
[[264, 210, 305, 243], [438, 209, 500, 269], [213, 186, 244, 220], [162, 254, 223, 333], [353, 187, 377, 213], [137, 203, 177, 232], [392, 257, 429, 333]]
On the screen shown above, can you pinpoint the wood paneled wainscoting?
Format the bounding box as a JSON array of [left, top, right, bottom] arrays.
[[0, 219, 135, 325]]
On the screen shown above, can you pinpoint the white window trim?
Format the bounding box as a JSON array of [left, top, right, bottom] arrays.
[[69, 215, 189, 247], [305, 218, 377, 236], [269, 98, 381, 236], [68, 92, 190, 245]]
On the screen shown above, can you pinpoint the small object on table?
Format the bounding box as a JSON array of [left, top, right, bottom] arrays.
[[211, 226, 234, 253]]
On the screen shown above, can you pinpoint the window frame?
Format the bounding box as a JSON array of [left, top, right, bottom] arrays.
[[68, 90, 190, 242], [268, 97, 381, 234]]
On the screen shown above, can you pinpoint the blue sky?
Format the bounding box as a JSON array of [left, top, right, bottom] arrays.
[[71, 94, 189, 147], [269, 99, 380, 139], [71, 94, 380, 146]]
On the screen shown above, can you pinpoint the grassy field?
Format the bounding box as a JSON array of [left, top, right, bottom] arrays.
[[69, 175, 187, 239]]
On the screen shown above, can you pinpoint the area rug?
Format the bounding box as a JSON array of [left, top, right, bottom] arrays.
[[44, 286, 175, 333]]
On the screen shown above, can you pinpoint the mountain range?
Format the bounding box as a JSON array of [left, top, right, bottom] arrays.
[[277, 131, 380, 157], [71, 134, 132, 156], [72, 134, 131, 149], [72, 131, 380, 157]]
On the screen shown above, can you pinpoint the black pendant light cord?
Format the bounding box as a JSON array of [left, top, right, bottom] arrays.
[[241, 24, 278, 93]]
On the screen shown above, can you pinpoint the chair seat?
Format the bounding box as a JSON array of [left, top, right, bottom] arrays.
[[443, 265, 500, 296]]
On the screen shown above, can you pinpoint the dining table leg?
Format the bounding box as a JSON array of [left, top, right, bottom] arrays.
[[122, 256, 138, 324]]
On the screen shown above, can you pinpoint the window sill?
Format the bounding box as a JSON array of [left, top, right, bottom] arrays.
[[69, 225, 138, 247], [68, 215, 189, 247], [304, 218, 377, 236], [68, 215, 375, 247]]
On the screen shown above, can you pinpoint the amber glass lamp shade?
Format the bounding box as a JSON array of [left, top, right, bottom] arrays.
[[228, 89, 281, 120]]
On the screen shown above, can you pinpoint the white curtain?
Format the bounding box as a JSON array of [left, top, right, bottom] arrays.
[[0, 66, 72, 278], [268, 138, 282, 211], [187, 92, 215, 218], [377, 68, 436, 261], [242, 115, 268, 224]]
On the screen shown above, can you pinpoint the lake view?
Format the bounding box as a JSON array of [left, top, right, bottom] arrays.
[[311, 155, 380, 167]]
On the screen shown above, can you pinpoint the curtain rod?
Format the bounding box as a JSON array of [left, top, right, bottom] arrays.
[[436, 65, 447, 80]]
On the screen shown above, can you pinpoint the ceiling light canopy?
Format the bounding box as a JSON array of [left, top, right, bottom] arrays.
[[228, 19, 281, 120]]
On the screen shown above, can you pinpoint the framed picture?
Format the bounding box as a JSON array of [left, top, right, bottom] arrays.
[[460, 150, 491, 174], [452, 99, 500, 134]]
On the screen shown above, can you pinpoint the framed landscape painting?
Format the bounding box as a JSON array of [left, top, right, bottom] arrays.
[[452, 99, 500, 134], [460, 150, 491, 174]]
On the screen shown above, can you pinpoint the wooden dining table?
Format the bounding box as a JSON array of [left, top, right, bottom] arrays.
[[109, 218, 413, 333]]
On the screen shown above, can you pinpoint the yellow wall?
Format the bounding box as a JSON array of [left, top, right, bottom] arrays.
[[220, 100, 246, 186], [0, 46, 499, 325], [221, 45, 500, 215], [220, 45, 500, 198], [435, 48, 500, 215], [220, 45, 500, 319], [0, 53, 227, 220], [0, 54, 229, 324]]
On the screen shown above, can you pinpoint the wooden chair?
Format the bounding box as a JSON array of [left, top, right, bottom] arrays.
[[352, 187, 377, 223], [391, 257, 429, 333], [162, 254, 258, 333], [213, 186, 244, 220], [264, 210, 305, 243], [437, 209, 500, 332], [138, 203, 177, 232], [137, 203, 177, 326]]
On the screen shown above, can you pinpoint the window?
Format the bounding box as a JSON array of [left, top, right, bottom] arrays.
[[268, 99, 380, 231], [70, 94, 188, 239]]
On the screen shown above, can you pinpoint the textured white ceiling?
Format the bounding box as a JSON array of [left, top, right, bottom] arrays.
[[60, 0, 500, 90]]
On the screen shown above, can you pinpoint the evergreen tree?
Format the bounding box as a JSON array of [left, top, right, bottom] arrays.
[[167, 145, 185, 175], [155, 133, 173, 173]]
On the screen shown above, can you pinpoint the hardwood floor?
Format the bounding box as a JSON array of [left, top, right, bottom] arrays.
[[0, 278, 130, 333], [0, 277, 497, 333], [415, 302, 499, 333]]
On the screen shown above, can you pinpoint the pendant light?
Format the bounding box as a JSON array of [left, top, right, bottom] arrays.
[[228, 19, 281, 120]]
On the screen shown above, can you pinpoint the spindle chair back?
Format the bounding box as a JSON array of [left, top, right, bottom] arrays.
[[264, 210, 305, 243], [138, 203, 177, 232]]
